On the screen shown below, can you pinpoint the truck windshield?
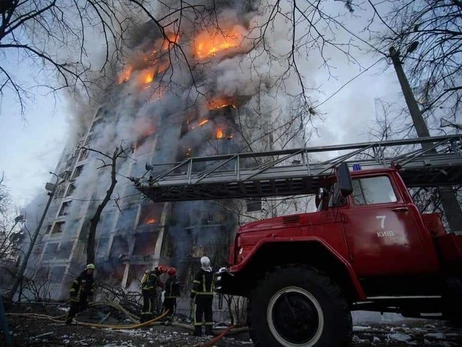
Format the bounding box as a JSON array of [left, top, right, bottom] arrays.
[[352, 176, 397, 205]]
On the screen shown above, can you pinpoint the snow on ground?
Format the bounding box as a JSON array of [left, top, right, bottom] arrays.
[[3, 305, 462, 346]]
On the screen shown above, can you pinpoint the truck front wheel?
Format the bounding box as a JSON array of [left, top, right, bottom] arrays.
[[247, 266, 352, 347]]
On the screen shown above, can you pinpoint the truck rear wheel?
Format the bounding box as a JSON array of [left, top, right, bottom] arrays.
[[247, 266, 352, 347]]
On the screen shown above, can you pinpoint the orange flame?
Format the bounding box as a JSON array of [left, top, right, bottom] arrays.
[[194, 29, 241, 59], [198, 119, 209, 126], [141, 69, 155, 84], [208, 97, 236, 110], [118, 66, 133, 84], [145, 218, 156, 224], [216, 129, 224, 139], [141, 124, 156, 137]]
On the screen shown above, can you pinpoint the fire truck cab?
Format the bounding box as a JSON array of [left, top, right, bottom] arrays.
[[215, 163, 462, 347]]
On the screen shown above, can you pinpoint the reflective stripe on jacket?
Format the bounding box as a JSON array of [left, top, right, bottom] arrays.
[[69, 272, 94, 298], [191, 269, 214, 297], [165, 276, 181, 298]]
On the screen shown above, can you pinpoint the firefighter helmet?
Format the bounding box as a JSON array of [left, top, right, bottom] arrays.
[[200, 256, 210, 267], [157, 265, 167, 274], [167, 267, 176, 276], [86, 263, 96, 270]]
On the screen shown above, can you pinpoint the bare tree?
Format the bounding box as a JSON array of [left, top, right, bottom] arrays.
[[79, 144, 130, 264], [0, 174, 24, 261], [0, 0, 204, 115], [375, 0, 462, 123]]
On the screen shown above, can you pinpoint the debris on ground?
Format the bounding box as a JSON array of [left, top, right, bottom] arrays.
[[2, 303, 462, 346]]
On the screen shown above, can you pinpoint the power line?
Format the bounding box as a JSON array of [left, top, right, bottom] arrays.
[[314, 58, 383, 108]]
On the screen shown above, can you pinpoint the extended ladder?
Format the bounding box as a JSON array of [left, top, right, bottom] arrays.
[[134, 135, 462, 202]]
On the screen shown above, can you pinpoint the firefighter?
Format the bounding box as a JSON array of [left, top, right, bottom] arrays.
[[191, 256, 214, 336], [65, 263, 96, 325], [140, 264, 167, 323], [163, 267, 181, 325]]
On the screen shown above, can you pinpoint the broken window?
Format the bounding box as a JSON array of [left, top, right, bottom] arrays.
[[58, 201, 71, 216], [54, 184, 66, 198], [132, 232, 158, 260], [138, 203, 163, 228], [114, 206, 137, 233], [96, 237, 110, 260], [65, 184, 76, 197], [56, 241, 74, 260], [50, 266, 66, 284], [84, 134, 94, 147], [51, 221, 65, 234], [78, 148, 89, 162], [42, 242, 58, 261], [97, 213, 115, 236], [72, 165, 84, 180], [60, 170, 71, 180], [109, 235, 130, 260]]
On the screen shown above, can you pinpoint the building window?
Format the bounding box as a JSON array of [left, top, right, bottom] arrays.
[[78, 149, 89, 162], [72, 165, 84, 180], [96, 237, 110, 260], [58, 202, 71, 216], [65, 184, 76, 197], [138, 203, 163, 227], [46, 224, 52, 234], [50, 266, 66, 284], [42, 243, 58, 261], [352, 176, 398, 205], [84, 134, 94, 147], [51, 221, 65, 234], [56, 241, 74, 260], [90, 118, 103, 132]]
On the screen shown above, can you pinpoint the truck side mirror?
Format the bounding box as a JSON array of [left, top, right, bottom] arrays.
[[336, 163, 353, 197]]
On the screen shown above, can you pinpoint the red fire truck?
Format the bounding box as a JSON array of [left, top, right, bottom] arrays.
[[136, 135, 462, 347]]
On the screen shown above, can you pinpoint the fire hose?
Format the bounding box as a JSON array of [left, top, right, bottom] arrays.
[[7, 305, 169, 330], [7, 301, 243, 345], [197, 324, 235, 347]]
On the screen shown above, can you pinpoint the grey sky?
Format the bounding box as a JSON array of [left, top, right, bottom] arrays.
[[0, 87, 67, 206]]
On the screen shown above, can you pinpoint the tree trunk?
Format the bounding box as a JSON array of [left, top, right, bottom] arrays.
[[86, 148, 119, 264]]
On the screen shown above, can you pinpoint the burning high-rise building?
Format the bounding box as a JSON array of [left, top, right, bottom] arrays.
[[16, 1, 308, 301]]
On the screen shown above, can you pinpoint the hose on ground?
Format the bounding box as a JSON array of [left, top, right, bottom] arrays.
[[198, 325, 235, 347], [7, 306, 169, 329], [7, 301, 242, 346]]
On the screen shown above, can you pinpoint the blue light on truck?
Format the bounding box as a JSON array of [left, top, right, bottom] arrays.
[[353, 163, 362, 171]]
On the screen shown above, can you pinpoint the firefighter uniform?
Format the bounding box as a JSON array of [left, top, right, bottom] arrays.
[[65, 264, 95, 324], [140, 265, 166, 322], [163, 267, 181, 324], [191, 256, 214, 336]]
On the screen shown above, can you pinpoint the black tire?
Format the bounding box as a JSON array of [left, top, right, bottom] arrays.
[[247, 266, 352, 347]]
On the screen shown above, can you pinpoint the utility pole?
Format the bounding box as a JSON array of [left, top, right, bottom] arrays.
[[389, 46, 462, 232], [7, 174, 62, 301]]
